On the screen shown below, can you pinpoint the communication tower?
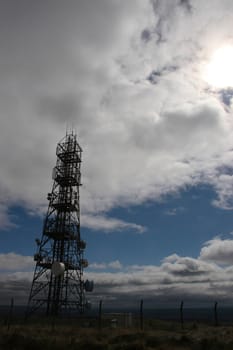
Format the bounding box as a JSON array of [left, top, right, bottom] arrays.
[[26, 132, 93, 317]]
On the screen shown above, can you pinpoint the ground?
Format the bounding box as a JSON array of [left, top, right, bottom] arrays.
[[1, 317, 233, 349]]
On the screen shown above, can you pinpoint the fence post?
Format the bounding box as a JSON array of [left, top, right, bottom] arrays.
[[98, 300, 103, 330], [214, 301, 218, 327], [180, 300, 184, 329], [7, 298, 14, 331], [140, 299, 144, 331]]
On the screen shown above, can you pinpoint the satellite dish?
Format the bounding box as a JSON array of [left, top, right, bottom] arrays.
[[51, 262, 65, 277]]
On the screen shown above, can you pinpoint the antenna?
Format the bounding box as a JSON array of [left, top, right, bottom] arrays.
[[26, 132, 93, 317], [65, 122, 77, 138], [65, 122, 72, 136]]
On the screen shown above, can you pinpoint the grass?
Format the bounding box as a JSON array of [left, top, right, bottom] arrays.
[[1, 318, 233, 349]]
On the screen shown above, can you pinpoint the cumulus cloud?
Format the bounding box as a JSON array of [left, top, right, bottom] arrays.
[[200, 238, 233, 264], [85, 257, 228, 306], [4, 237, 233, 305], [86, 237, 233, 305], [1, 0, 233, 231], [162, 254, 219, 277]]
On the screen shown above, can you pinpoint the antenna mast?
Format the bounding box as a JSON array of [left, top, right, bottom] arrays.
[[26, 133, 93, 317]]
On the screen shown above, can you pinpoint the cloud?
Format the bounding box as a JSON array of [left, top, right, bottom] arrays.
[[162, 254, 218, 277], [109, 260, 122, 269], [0, 205, 18, 230], [211, 174, 233, 209], [1, 0, 233, 230], [0, 272, 32, 305], [89, 260, 122, 270], [81, 214, 146, 233], [200, 238, 233, 264], [85, 238, 233, 305], [0, 253, 33, 271], [86, 237, 233, 305], [89, 262, 107, 270], [3, 237, 233, 305]]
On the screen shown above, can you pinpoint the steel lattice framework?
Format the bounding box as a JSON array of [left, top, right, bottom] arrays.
[[26, 133, 93, 317]]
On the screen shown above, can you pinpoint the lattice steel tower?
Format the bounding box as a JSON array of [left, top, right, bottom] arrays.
[[26, 132, 93, 317]]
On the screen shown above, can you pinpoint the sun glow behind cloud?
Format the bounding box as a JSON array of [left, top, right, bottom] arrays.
[[203, 45, 233, 88]]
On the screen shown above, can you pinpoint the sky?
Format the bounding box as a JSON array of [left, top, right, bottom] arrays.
[[2, 0, 233, 309]]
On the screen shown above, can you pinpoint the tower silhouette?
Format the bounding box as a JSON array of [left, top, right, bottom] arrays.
[[26, 132, 93, 317]]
